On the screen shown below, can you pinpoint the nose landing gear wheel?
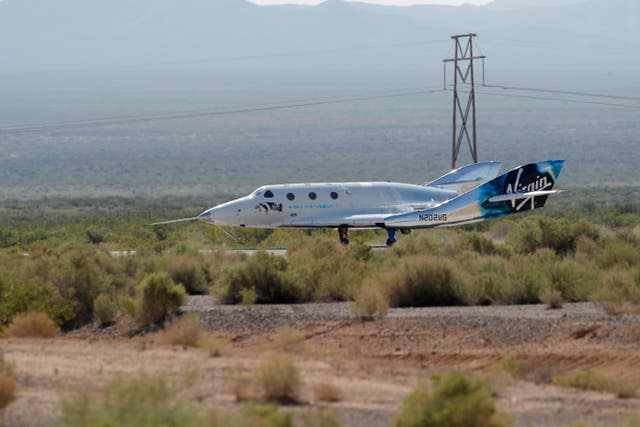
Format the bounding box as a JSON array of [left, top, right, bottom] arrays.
[[338, 226, 349, 245]]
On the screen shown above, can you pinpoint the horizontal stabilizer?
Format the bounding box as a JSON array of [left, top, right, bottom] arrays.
[[487, 189, 559, 203], [426, 161, 501, 194]]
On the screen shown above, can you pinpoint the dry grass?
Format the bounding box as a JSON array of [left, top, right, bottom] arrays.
[[155, 314, 228, 356], [3, 312, 59, 338], [255, 356, 302, 404], [553, 369, 638, 398], [156, 314, 202, 347], [230, 364, 257, 402], [313, 382, 342, 402], [490, 354, 554, 385], [540, 288, 564, 309], [0, 348, 16, 409], [270, 327, 306, 352], [351, 283, 389, 321]]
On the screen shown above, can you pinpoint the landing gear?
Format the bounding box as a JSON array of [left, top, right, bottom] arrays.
[[400, 228, 411, 235], [338, 226, 349, 245], [385, 228, 397, 247]]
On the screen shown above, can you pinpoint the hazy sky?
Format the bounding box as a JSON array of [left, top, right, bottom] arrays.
[[250, 0, 493, 5]]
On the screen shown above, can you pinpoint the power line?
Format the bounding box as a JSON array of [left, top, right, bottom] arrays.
[[452, 88, 640, 109], [0, 88, 446, 134], [483, 83, 640, 102]]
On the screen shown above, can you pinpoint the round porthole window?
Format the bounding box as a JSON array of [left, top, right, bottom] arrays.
[[330, 191, 338, 200], [309, 192, 317, 200], [287, 193, 295, 201]]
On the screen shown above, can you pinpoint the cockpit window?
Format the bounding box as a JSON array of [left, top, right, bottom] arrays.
[[264, 190, 274, 198]]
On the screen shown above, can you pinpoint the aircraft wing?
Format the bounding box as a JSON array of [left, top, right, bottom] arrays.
[[285, 213, 390, 228]]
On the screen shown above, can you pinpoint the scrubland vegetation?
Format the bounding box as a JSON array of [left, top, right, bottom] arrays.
[[0, 190, 639, 334]]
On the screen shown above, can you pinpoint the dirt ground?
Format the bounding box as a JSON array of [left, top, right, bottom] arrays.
[[2, 301, 640, 427]]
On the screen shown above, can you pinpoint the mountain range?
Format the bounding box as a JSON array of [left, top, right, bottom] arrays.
[[0, 0, 638, 72]]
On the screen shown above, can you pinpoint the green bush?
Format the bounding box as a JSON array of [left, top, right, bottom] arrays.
[[388, 257, 464, 307], [464, 232, 497, 255], [547, 260, 599, 302], [167, 255, 208, 295], [0, 279, 74, 326], [215, 252, 298, 304], [137, 273, 186, 325], [590, 269, 640, 315], [93, 293, 118, 326], [595, 240, 638, 269], [392, 372, 510, 427]]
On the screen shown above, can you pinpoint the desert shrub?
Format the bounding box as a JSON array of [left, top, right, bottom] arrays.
[[498, 261, 550, 304], [351, 282, 389, 320], [0, 279, 74, 326], [547, 260, 599, 302], [540, 287, 564, 309], [595, 240, 638, 269], [3, 312, 59, 338], [553, 369, 638, 398], [255, 356, 302, 404], [167, 255, 208, 295], [137, 273, 186, 325], [93, 293, 118, 326], [284, 237, 364, 302], [240, 288, 258, 307], [216, 252, 298, 304], [54, 248, 110, 326], [506, 218, 541, 254], [312, 382, 342, 402], [538, 217, 578, 256], [464, 232, 497, 255], [508, 217, 598, 256], [590, 269, 640, 315], [157, 314, 202, 347], [388, 256, 464, 307], [349, 241, 373, 262], [58, 373, 200, 427], [118, 295, 137, 317], [271, 327, 306, 353], [0, 348, 16, 410], [393, 372, 510, 427]]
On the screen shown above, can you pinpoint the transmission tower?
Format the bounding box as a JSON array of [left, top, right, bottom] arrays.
[[443, 33, 486, 169]]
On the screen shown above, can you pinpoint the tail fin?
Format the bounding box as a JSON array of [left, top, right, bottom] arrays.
[[385, 160, 564, 229], [426, 161, 502, 194]]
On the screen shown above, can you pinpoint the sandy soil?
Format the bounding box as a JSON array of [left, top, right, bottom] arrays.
[[2, 300, 640, 427]]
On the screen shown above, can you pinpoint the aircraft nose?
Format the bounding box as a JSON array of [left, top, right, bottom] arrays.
[[198, 202, 240, 226], [198, 207, 217, 224]]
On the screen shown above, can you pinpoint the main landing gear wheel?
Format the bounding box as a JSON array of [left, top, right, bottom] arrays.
[[338, 226, 349, 245], [385, 228, 397, 247]]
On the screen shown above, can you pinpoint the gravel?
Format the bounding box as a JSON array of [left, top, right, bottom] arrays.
[[183, 296, 632, 344]]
